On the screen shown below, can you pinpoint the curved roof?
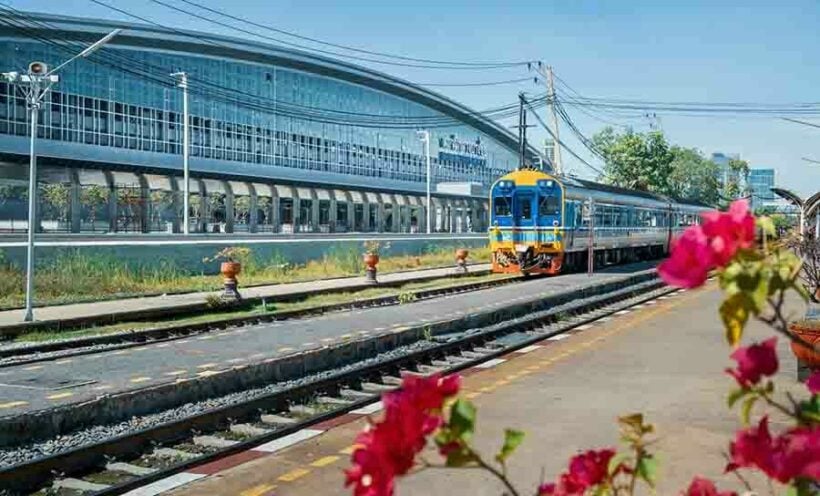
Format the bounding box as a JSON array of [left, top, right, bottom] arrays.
[[1, 11, 541, 163]]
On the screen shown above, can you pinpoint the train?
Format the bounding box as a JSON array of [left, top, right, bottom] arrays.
[[488, 168, 711, 275]]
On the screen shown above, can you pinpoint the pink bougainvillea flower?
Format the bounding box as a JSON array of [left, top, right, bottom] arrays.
[[683, 476, 738, 496], [658, 225, 713, 288], [700, 199, 756, 267], [725, 337, 778, 388], [806, 370, 820, 394], [567, 449, 616, 487], [345, 373, 461, 496], [727, 416, 820, 483]]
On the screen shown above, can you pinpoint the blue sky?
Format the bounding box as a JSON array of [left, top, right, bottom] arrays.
[[7, 0, 820, 197]]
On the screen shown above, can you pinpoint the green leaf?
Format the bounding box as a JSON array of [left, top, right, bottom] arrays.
[[495, 429, 525, 464], [444, 445, 476, 467], [740, 395, 758, 425], [448, 399, 476, 441], [727, 388, 748, 408], [636, 455, 658, 487], [720, 293, 750, 346]]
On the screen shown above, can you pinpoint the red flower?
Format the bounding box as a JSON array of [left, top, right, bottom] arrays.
[[345, 373, 461, 496], [567, 449, 615, 487], [538, 449, 616, 496], [701, 199, 756, 267], [658, 226, 714, 288], [725, 338, 778, 388], [806, 370, 820, 394], [727, 416, 820, 483], [683, 476, 737, 496]]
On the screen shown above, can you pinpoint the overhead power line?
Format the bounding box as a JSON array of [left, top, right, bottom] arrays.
[[782, 117, 820, 129], [173, 0, 533, 69]]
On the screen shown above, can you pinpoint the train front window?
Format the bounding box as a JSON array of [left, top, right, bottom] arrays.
[[538, 195, 561, 217], [494, 196, 511, 216]]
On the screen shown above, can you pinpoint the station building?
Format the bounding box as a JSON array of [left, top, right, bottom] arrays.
[[0, 12, 542, 235]]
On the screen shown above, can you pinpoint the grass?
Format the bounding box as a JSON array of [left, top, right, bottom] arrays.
[[11, 272, 510, 344], [0, 245, 490, 310]]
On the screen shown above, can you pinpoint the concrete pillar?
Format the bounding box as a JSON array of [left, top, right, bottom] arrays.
[[376, 193, 385, 233], [270, 186, 280, 233], [137, 174, 150, 233], [361, 199, 370, 232], [448, 202, 457, 233], [310, 188, 320, 232], [69, 169, 81, 233], [291, 187, 301, 231], [459, 201, 469, 233], [197, 179, 207, 233], [248, 183, 258, 233], [328, 190, 338, 233], [223, 181, 234, 234], [169, 175, 181, 234], [104, 170, 117, 233]]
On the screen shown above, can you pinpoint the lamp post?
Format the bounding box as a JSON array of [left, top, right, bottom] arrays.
[[171, 72, 190, 235], [417, 130, 432, 234], [2, 29, 121, 322]]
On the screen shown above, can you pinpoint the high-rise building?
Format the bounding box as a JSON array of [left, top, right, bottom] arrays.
[[711, 152, 741, 192], [748, 168, 776, 211]]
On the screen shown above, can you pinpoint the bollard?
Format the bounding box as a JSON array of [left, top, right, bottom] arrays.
[[220, 261, 242, 301], [455, 248, 469, 274], [363, 252, 379, 284]]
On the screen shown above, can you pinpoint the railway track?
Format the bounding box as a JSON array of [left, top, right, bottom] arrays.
[[0, 272, 676, 495]]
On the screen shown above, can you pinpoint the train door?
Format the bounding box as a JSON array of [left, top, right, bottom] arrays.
[[514, 191, 535, 228]]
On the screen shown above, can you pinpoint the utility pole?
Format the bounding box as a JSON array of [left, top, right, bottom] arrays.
[[3, 29, 120, 322], [417, 130, 432, 234], [531, 63, 563, 174], [171, 72, 190, 235], [514, 93, 535, 170]]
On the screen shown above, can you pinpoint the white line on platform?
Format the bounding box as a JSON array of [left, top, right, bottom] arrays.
[[122, 472, 205, 496], [474, 358, 506, 369], [595, 317, 612, 323], [515, 345, 542, 354], [547, 334, 569, 341], [574, 324, 594, 331], [0, 235, 484, 248], [350, 401, 383, 415], [253, 429, 324, 453], [614, 310, 631, 315]]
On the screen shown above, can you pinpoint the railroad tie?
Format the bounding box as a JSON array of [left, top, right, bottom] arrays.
[[360, 382, 394, 393], [52, 478, 110, 492], [152, 447, 200, 460], [316, 396, 353, 406], [106, 461, 157, 476], [230, 423, 272, 437], [339, 388, 374, 400], [193, 435, 240, 449], [259, 414, 297, 426]]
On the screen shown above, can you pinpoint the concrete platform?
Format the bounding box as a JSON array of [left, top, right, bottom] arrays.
[[163, 283, 808, 496], [0, 263, 654, 424]]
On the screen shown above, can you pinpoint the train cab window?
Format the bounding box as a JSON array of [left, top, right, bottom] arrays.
[[520, 199, 532, 220], [494, 196, 512, 216], [538, 195, 561, 217]]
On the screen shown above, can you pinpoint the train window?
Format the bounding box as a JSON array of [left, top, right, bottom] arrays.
[[520, 199, 532, 220], [494, 196, 512, 216], [538, 194, 561, 217]]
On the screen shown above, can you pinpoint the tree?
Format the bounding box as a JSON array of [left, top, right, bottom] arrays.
[[591, 127, 675, 194], [41, 183, 70, 225], [725, 158, 751, 199], [667, 146, 720, 205], [80, 185, 108, 231]]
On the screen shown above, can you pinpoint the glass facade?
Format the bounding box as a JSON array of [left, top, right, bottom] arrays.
[[749, 168, 775, 211], [0, 37, 518, 188]]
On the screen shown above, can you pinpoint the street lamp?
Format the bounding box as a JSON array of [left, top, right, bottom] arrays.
[[170, 72, 190, 235], [416, 130, 432, 234], [2, 28, 121, 322]]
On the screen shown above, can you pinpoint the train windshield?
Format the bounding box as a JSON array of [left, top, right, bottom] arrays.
[[538, 195, 561, 217], [493, 196, 512, 216]]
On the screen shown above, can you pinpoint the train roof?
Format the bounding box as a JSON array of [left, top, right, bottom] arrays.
[[562, 176, 713, 210]]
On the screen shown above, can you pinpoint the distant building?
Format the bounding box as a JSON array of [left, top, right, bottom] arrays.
[[748, 168, 776, 211], [711, 152, 742, 194]]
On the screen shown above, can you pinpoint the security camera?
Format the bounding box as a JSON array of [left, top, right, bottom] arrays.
[[28, 62, 48, 75]]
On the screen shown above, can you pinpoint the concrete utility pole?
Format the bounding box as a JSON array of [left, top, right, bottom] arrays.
[[171, 72, 191, 235], [417, 130, 432, 234], [3, 29, 120, 322], [531, 63, 563, 174]]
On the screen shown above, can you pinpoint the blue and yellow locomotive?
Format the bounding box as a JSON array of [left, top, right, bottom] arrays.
[[489, 168, 710, 275]]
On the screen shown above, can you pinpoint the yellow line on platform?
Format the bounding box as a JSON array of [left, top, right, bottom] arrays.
[[339, 445, 358, 455], [277, 467, 311, 482], [46, 392, 73, 400], [239, 483, 276, 496], [0, 401, 28, 409], [23, 365, 43, 371], [130, 376, 151, 383], [310, 455, 340, 468], [165, 370, 188, 376]]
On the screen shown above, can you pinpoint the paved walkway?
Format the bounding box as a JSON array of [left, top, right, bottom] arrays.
[[166, 283, 808, 496], [0, 264, 490, 329], [0, 263, 646, 416]]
